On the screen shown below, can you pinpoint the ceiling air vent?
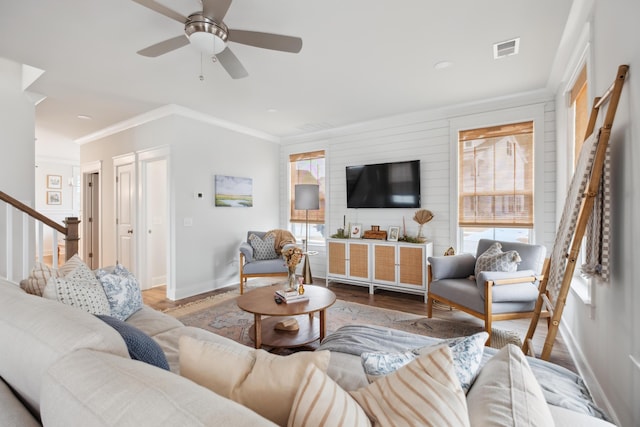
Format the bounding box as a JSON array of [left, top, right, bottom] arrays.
[[493, 38, 520, 59]]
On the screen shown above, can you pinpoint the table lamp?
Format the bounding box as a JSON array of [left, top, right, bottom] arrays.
[[294, 184, 320, 284]]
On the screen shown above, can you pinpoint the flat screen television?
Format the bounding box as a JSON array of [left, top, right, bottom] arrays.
[[346, 160, 421, 208]]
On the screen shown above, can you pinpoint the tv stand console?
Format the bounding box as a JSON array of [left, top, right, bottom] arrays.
[[326, 238, 433, 301]]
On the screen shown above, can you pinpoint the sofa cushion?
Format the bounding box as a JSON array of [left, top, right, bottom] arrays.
[[475, 269, 540, 302], [350, 345, 471, 427], [361, 331, 488, 393], [0, 377, 40, 427], [467, 344, 554, 427], [96, 315, 170, 370], [289, 364, 371, 427], [41, 348, 277, 427], [179, 334, 330, 426], [20, 262, 61, 296], [42, 262, 111, 315], [0, 281, 129, 416], [474, 242, 521, 278], [95, 264, 143, 320], [125, 305, 184, 337], [249, 233, 278, 260]]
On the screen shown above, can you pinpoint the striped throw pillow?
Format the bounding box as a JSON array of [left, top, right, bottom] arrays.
[[350, 345, 471, 427], [289, 364, 371, 427]]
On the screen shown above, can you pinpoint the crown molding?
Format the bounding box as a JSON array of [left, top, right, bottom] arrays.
[[75, 104, 280, 145]]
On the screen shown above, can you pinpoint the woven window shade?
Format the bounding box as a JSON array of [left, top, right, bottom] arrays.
[[458, 121, 534, 228], [290, 150, 325, 224]]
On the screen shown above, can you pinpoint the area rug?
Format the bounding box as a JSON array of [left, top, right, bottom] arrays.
[[164, 289, 522, 350]]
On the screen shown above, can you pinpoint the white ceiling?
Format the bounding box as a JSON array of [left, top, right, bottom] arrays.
[[0, 0, 574, 142]]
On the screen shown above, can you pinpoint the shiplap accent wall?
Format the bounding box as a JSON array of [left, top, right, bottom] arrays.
[[281, 99, 556, 278]]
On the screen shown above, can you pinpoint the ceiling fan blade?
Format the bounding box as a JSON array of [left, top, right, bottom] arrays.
[[228, 30, 302, 53], [130, 0, 187, 23], [202, 0, 232, 20], [216, 48, 249, 79], [137, 35, 190, 57]]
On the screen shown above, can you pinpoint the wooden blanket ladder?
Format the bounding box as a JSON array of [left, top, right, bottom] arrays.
[[522, 64, 629, 360]]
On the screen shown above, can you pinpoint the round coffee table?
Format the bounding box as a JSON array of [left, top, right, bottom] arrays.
[[236, 284, 336, 349]]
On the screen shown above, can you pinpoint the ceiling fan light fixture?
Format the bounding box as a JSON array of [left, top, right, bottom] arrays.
[[185, 13, 228, 55]]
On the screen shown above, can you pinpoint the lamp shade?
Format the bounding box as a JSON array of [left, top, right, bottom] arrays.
[[294, 184, 320, 210]]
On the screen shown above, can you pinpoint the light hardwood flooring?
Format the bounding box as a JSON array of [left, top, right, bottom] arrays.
[[143, 278, 576, 372]]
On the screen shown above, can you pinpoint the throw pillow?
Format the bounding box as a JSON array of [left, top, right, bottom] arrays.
[[21, 262, 61, 296], [351, 345, 471, 427], [95, 314, 170, 370], [248, 233, 278, 260], [467, 344, 554, 426], [361, 331, 488, 393], [58, 253, 89, 276], [42, 266, 111, 315], [289, 364, 371, 427], [95, 264, 143, 321], [474, 242, 521, 278], [179, 335, 331, 426]]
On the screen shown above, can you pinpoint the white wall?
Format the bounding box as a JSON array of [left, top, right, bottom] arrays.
[[557, 1, 640, 426], [0, 58, 37, 280], [281, 98, 557, 278], [80, 114, 281, 299]]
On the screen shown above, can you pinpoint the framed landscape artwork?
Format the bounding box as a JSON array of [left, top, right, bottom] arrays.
[[214, 175, 253, 207]]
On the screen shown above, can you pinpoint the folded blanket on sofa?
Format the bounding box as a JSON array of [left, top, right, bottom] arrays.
[[318, 324, 610, 421]]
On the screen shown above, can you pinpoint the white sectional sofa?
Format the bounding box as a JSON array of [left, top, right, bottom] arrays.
[[0, 277, 614, 426]]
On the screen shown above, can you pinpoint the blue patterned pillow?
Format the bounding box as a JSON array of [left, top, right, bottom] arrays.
[[95, 264, 143, 321], [361, 331, 489, 393], [95, 314, 169, 370], [474, 242, 521, 278], [248, 234, 278, 260]]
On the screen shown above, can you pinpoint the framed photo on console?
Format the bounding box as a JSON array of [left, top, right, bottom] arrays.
[[350, 223, 362, 238], [387, 226, 399, 241]]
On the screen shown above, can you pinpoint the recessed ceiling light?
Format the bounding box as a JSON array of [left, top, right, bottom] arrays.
[[434, 61, 453, 70], [267, 108, 278, 113], [77, 114, 92, 120]]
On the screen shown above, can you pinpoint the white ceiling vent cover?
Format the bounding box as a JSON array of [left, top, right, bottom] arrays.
[[493, 38, 520, 59]]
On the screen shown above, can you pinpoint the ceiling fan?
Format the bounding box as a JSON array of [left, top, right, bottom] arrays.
[[131, 0, 303, 79]]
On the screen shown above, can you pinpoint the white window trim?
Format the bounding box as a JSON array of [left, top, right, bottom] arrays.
[[558, 25, 596, 306], [449, 104, 546, 251]]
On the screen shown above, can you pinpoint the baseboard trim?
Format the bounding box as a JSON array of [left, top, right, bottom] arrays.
[[559, 322, 620, 425]]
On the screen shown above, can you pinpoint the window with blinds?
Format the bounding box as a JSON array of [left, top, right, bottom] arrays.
[[458, 121, 534, 229], [289, 150, 325, 224], [571, 65, 589, 165]]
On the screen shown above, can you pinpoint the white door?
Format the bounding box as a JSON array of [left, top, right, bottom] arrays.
[[115, 162, 136, 271], [143, 159, 167, 290]]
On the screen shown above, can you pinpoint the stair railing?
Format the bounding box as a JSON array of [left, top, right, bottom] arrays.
[[0, 191, 79, 282]]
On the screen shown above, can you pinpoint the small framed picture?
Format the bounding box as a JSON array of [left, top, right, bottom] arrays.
[[350, 223, 362, 238], [46, 191, 61, 205], [387, 226, 400, 242], [47, 175, 62, 189]]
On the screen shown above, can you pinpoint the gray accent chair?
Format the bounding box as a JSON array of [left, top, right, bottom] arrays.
[[238, 231, 296, 294], [427, 239, 549, 345]]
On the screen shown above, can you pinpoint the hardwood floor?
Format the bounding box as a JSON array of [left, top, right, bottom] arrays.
[[142, 278, 576, 372]]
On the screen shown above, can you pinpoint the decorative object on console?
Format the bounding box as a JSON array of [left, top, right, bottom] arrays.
[[444, 246, 456, 256], [412, 208, 434, 242], [387, 226, 399, 242], [294, 184, 320, 284], [362, 225, 387, 240], [350, 223, 362, 239]]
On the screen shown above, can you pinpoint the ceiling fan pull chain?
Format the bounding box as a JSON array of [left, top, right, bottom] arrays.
[[199, 53, 205, 81]]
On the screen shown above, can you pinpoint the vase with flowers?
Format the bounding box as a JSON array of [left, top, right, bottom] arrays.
[[282, 246, 303, 291]]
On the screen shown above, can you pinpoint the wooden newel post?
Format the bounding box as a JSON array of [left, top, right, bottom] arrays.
[[64, 217, 80, 261]]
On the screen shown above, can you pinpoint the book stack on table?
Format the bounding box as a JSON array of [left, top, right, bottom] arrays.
[[275, 289, 309, 303]]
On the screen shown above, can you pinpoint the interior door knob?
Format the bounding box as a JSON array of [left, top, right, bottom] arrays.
[[127, 229, 133, 234]]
